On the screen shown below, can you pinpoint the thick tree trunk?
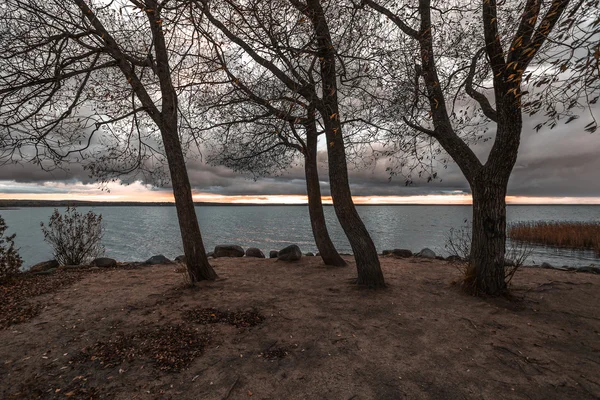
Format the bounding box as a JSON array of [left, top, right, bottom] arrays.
[[323, 119, 385, 287], [305, 0, 385, 287], [304, 132, 347, 267], [146, 1, 217, 283], [466, 175, 508, 295], [161, 124, 218, 282]]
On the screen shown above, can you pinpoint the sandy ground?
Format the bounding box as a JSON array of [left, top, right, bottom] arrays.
[[1, 256, 599, 400]]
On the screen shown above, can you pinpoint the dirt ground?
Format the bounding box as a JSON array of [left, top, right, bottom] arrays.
[[1, 256, 599, 400]]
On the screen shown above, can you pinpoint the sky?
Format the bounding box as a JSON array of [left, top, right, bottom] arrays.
[[1, 110, 599, 204]]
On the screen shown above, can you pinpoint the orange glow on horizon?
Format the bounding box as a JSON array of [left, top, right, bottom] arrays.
[[2, 191, 600, 205], [1, 180, 599, 205]]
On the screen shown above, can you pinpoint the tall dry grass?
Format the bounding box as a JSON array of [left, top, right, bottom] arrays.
[[508, 221, 600, 255]]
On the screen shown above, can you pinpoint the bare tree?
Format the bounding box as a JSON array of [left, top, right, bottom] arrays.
[[194, 0, 387, 286], [360, 0, 599, 294], [0, 0, 217, 282], [185, 19, 347, 266]]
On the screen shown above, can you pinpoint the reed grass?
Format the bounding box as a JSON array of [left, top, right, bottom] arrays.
[[508, 221, 600, 255]]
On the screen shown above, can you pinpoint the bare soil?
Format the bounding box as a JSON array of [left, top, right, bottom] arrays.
[[1, 256, 599, 399]]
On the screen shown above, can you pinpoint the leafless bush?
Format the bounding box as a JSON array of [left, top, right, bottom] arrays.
[[40, 207, 104, 266], [0, 216, 22, 283], [505, 239, 534, 285], [445, 221, 533, 285]]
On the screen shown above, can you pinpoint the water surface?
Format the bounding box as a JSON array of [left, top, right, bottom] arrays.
[[2, 205, 599, 269]]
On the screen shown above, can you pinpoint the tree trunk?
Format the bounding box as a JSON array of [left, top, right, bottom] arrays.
[[323, 118, 385, 287], [161, 124, 218, 282], [305, 0, 385, 287], [304, 132, 347, 267], [146, 2, 217, 283], [466, 174, 508, 295]]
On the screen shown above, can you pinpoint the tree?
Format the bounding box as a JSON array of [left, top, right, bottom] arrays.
[[0, 0, 217, 282], [361, 0, 599, 294], [189, 23, 347, 266], [195, 0, 386, 286]]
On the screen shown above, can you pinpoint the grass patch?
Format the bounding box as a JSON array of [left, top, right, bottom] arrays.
[[0, 270, 87, 329], [182, 307, 265, 328], [73, 324, 210, 372], [509, 221, 600, 255]]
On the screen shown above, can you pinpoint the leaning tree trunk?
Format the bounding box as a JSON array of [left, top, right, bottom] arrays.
[[304, 131, 347, 267], [305, 0, 385, 287], [465, 172, 509, 295], [146, 1, 217, 283], [161, 124, 218, 282]]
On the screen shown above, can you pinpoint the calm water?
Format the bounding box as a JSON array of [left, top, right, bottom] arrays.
[[2, 205, 600, 269]]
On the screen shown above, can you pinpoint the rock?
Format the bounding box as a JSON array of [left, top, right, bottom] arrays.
[[446, 255, 463, 263], [505, 259, 516, 267], [214, 245, 244, 258], [91, 257, 117, 268], [246, 248, 265, 258], [33, 268, 57, 276], [540, 262, 553, 269], [145, 255, 172, 265], [29, 260, 59, 273], [175, 255, 186, 263], [63, 265, 85, 270], [578, 265, 600, 274], [392, 249, 413, 258], [278, 245, 302, 262], [382, 250, 393, 256], [207, 251, 215, 259], [269, 250, 279, 259], [305, 252, 315, 257], [418, 248, 436, 259]]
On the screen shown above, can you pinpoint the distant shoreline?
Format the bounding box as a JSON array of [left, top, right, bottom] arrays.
[[1, 200, 599, 208]]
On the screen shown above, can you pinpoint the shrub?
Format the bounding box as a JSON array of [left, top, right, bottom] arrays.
[[40, 207, 104, 265], [445, 221, 532, 285], [0, 215, 23, 283]]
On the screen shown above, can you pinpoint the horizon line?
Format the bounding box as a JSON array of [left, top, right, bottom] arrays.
[[2, 194, 600, 206]]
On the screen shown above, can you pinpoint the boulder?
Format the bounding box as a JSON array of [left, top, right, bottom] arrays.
[[305, 252, 315, 257], [63, 265, 83, 270], [540, 262, 553, 269], [418, 248, 436, 259], [207, 251, 215, 259], [246, 248, 265, 258], [446, 255, 464, 263], [382, 250, 393, 256], [214, 245, 244, 258], [29, 260, 59, 273], [278, 245, 302, 262], [145, 255, 172, 265], [269, 250, 279, 259], [33, 268, 57, 276], [392, 249, 413, 258], [91, 257, 117, 268], [175, 255, 186, 263], [505, 259, 516, 267], [578, 265, 600, 274]]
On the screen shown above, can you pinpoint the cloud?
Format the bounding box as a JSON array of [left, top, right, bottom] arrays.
[[1, 105, 599, 200]]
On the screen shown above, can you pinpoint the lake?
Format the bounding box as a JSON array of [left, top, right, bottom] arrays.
[[2, 205, 599, 269]]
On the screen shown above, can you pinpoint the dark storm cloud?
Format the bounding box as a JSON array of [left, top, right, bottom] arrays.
[[1, 107, 599, 198]]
